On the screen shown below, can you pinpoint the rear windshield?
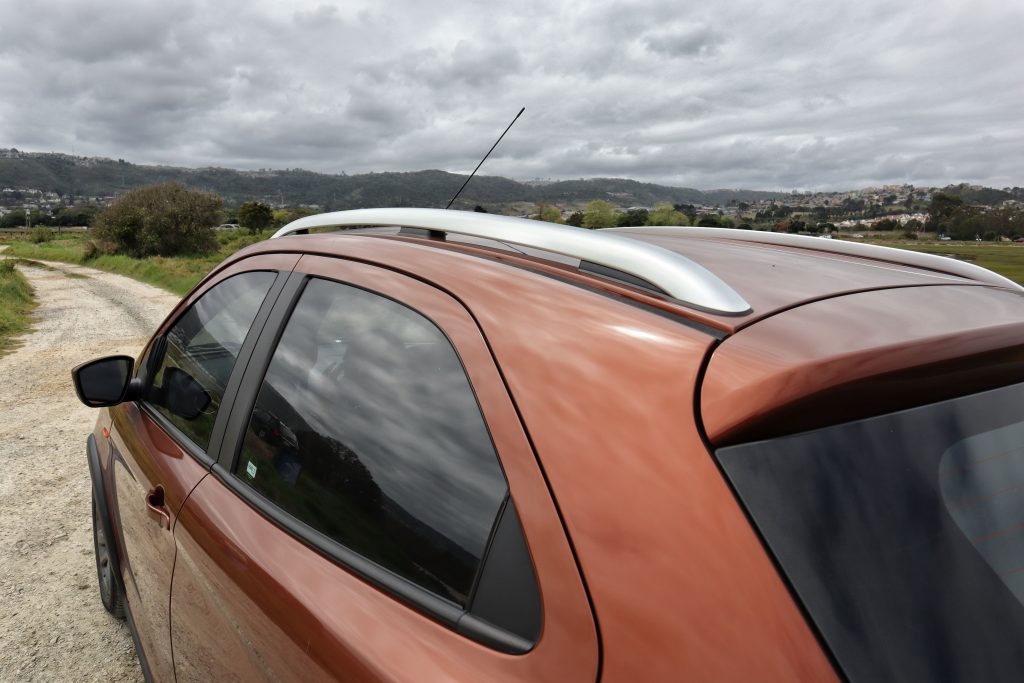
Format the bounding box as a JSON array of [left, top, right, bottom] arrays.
[[717, 381, 1024, 682]]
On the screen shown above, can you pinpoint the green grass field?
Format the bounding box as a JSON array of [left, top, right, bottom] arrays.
[[856, 240, 1024, 285], [0, 260, 37, 355], [3, 229, 271, 296]]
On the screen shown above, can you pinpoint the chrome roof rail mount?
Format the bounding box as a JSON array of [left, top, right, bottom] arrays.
[[613, 226, 1024, 292], [271, 208, 752, 315]]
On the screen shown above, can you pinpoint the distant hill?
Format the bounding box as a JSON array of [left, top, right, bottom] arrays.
[[0, 149, 788, 209], [939, 183, 1016, 206]]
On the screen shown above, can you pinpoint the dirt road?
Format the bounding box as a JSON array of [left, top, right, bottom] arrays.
[[0, 249, 178, 681]]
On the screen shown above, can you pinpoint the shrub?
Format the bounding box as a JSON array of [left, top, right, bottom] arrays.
[[647, 204, 688, 226], [0, 259, 15, 274], [92, 182, 221, 257], [82, 239, 118, 260], [902, 230, 918, 240], [29, 226, 52, 243], [582, 200, 616, 229], [238, 201, 274, 234]]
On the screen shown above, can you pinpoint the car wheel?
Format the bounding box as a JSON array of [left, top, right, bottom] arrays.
[[92, 495, 126, 619]]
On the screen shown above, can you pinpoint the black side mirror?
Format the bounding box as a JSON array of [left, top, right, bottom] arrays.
[[72, 355, 136, 407], [157, 367, 211, 420]]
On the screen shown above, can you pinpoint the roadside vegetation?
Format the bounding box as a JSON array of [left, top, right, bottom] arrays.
[[4, 183, 280, 295], [0, 259, 36, 355], [4, 229, 270, 296]]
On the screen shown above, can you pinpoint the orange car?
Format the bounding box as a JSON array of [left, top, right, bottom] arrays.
[[74, 209, 1024, 682]]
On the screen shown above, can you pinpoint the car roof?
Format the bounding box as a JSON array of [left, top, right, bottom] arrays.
[[604, 228, 983, 330], [239, 223, 1016, 335], [264, 209, 1024, 335]]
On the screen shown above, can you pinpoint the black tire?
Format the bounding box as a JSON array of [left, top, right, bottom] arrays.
[[92, 495, 126, 619]]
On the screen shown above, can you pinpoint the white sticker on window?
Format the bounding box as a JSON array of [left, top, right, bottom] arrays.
[[246, 460, 257, 478]]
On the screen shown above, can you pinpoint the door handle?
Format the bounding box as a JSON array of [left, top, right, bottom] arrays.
[[146, 485, 171, 530]]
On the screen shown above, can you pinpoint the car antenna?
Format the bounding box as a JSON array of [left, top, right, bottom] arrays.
[[445, 107, 525, 210]]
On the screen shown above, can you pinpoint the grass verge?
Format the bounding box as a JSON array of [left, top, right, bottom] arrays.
[[858, 240, 1024, 285], [0, 260, 37, 355], [3, 230, 271, 296]]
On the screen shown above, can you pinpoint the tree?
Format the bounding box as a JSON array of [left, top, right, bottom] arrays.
[[238, 201, 274, 234], [927, 192, 963, 231], [0, 210, 26, 228], [647, 204, 687, 226], [272, 207, 317, 229], [566, 210, 584, 227], [582, 200, 616, 229], [29, 210, 53, 226], [531, 202, 562, 224], [92, 182, 220, 257], [54, 204, 99, 227], [616, 208, 649, 227]]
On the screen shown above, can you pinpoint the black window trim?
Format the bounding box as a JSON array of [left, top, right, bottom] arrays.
[[210, 268, 540, 654], [136, 269, 289, 468]]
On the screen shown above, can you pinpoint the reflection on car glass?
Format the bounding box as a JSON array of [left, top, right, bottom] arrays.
[[235, 278, 508, 605], [147, 271, 276, 450], [940, 422, 1024, 605]]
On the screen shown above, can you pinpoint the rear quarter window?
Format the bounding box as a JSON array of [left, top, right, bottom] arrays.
[[232, 278, 509, 606]]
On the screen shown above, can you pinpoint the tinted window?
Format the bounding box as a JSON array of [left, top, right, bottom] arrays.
[[233, 278, 508, 605], [147, 272, 276, 450], [718, 381, 1024, 682]]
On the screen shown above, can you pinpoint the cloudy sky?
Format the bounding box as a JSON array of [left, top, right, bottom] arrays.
[[1, 0, 1021, 190]]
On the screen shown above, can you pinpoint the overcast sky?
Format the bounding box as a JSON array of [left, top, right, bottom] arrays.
[[1, 0, 1021, 190]]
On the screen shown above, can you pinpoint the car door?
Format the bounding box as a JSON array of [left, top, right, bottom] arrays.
[[168, 254, 599, 682], [106, 254, 298, 680]]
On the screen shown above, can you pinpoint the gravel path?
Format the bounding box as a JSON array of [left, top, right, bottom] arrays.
[[0, 248, 179, 682]]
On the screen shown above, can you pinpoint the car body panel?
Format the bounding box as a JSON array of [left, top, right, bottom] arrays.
[[701, 285, 1024, 445], [436, 257, 838, 681], [167, 254, 599, 683], [107, 401, 209, 682]]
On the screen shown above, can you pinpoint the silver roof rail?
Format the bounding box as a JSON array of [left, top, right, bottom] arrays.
[[271, 208, 752, 314], [612, 226, 1024, 291]]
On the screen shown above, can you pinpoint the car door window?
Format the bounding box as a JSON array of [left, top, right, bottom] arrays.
[[232, 277, 509, 605], [147, 271, 276, 451]]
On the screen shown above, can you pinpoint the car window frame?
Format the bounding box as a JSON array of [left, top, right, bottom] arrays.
[[134, 254, 301, 467], [207, 255, 563, 654], [226, 274, 511, 607]]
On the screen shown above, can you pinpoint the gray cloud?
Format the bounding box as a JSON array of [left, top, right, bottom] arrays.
[[644, 23, 724, 59], [0, 0, 1021, 190]]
